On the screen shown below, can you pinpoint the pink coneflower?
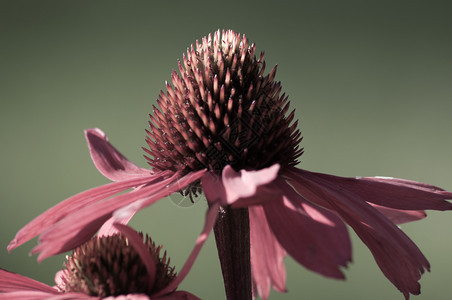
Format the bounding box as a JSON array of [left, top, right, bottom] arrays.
[[2, 224, 208, 299], [8, 30, 452, 299]]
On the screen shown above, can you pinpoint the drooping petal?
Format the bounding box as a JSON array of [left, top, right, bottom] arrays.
[[31, 171, 181, 260], [288, 169, 430, 298], [0, 291, 93, 300], [221, 164, 280, 205], [201, 165, 281, 207], [249, 206, 286, 300], [0, 269, 57, 293], [97, 209, 137, 237], [201, 171, 226, 204], [0, 291, 51, 300], [367, 176, 450, 193], [336, 202, 427, 299], [85, 128, 151, 181], [113, 224, 157, 293], [32, 171, 205, 261], [286, 167, 452, 211], [263, 178, 352, 279], [113, 169, 207, 217], [287, 171, 427, 224], [8, 171, 172, 252], [153, 202, 220, 297], [368, 203, 426, 225]]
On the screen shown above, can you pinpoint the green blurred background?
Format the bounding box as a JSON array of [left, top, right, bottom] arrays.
[[1, 0, 451, 299]]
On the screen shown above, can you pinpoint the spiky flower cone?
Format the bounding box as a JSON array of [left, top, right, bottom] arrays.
[[58, 233, 175, 297], [144, 30, 302, 176]]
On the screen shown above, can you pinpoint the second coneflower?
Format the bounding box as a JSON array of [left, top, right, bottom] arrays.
[[8, 29, 452, 300], [1, 224, 203, 299]]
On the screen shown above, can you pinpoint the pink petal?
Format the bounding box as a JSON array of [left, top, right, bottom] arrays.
[[94, 183, 155, 238], [221, 164, 280, 205], [367, 176, 449, 192], [32, 171, 202, 260], [97, 210, 137, 237], [154, 202, 220, 297], [0, 269, 57, 293], [115, 169, 207, 216], [286, 167, 452, 211], [85, 128, 151, 181], [113, 224, 157, 292], [249, 206, 286, 300], [0, 292, 94, 300], [201, 165, 280, 207], [368, 203, 426, 225], [263, 178, 352, 279], [200, 171, 226, 204], [8, 172, 172, 252], [0, 291, 61, 299], [288, 169, 430, 298]]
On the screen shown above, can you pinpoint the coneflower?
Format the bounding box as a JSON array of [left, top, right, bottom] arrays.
[[8, 29, 452, 300], [1, 225, 202, 299]]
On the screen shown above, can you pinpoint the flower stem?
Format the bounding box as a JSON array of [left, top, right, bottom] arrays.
[[213, 206, 252, 300]]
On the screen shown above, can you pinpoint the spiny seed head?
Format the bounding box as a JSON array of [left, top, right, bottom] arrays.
[[58, 233, 176, 297], [144, 29, 303, 176]]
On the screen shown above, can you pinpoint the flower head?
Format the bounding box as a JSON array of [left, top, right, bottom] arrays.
[[58, 232, 174, 296], [8, 29, 452, 299], [144, 30, 302, 175], [2, 225, 200, 299]]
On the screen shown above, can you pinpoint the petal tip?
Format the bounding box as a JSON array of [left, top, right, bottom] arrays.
[[35, 249, 49, 263], [85, 128, 105, 137], [7, 239, 17, 252]]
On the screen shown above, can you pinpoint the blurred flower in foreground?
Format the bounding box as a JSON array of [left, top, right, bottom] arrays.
[[8, 29, 452, 299], [1, 224, 204, 299]]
